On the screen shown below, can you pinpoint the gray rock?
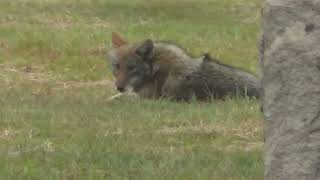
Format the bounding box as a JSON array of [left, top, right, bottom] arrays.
[[261, 0, 320, 179]]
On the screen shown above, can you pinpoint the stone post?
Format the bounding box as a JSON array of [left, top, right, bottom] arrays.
[[261, 0, 320, 179]]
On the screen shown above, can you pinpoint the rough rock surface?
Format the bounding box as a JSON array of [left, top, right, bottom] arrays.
[[261, 0, 320, 179]]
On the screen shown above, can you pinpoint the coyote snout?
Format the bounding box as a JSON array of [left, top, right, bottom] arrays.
[[115, 77, 127, 92]]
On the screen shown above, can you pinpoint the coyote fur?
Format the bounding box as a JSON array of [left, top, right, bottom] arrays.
[[107, 32, 260, 101]]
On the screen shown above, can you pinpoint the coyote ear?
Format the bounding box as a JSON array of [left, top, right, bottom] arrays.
[[112, 32, 127, 48], [135, 39, 153, 59]]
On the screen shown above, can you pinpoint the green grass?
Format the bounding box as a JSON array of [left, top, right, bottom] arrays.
[[0, 0, 263, 179]]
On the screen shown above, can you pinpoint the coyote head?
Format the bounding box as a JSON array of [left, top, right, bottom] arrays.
[[108, 32, 154, 92]]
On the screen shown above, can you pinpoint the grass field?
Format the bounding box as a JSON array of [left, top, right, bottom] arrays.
[[0, 0, 263, 179]]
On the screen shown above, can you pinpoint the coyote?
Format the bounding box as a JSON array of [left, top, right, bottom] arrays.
[[107, 32, 260, 101]]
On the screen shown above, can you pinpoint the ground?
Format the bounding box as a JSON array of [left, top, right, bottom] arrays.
[[0, 0, 263, 179]]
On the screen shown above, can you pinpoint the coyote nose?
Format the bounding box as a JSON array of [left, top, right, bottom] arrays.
[[117, 86, 125, 92]]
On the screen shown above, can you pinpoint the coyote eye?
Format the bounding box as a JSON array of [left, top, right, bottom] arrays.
[[127, 65, 135, 71], [113, 63, 120, 69]]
